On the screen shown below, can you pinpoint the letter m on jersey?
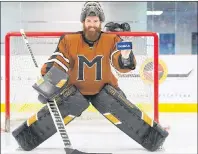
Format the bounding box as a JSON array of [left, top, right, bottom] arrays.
[[77, 55, 103, 81]]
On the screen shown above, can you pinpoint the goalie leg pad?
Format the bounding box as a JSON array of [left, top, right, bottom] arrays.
[[91, 84, 169, 151], [12, 86, 89, 151]]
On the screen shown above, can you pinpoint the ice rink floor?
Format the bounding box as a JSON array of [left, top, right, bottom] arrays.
[[1, 113, 197, 154]]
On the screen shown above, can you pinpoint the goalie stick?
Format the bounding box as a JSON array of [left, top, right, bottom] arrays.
[[20, 29, 111, 154]]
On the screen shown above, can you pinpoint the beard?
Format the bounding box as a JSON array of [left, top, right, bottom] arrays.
[[83, 23, 102, 41]]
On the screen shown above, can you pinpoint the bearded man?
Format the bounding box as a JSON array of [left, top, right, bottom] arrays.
[[12, 2, 168, 153]]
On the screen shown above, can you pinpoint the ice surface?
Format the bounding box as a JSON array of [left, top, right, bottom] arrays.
[[1, 113, 197, 154]]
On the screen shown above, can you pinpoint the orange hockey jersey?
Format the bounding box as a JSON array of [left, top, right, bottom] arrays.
[[41, 32, 133, 95]]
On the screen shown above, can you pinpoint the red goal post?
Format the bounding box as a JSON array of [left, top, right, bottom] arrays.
[[4, 31, 159, 132]]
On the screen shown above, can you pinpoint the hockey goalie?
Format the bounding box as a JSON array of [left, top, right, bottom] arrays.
[[12, 1, 169, 152]]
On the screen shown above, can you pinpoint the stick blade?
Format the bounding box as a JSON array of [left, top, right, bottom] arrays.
[[65, 148, 112, 154]]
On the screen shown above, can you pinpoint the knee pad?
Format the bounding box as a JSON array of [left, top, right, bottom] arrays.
[[91, 84, 169, 151], [12, 86, 89, 151]]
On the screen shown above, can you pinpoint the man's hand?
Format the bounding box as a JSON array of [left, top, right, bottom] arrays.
[[117, 42, 136, 70], [117, 41, 132, 59], [121, 50, 131, 59]]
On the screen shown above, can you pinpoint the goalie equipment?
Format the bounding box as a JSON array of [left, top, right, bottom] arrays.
[[12, 66, 90, 151], [12, 85, 89, 151], [32, 66, 69, 102], [80, 2, 105, 22], [91, 84, 169, 152], [104, 22, 122, 32], [104, 22, 131, 32], [120, 22, 131, 32]]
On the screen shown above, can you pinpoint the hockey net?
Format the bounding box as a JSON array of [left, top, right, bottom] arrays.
[[2, 32, 159, 132]]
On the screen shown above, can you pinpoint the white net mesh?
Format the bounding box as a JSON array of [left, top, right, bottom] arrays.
[[2, 32, 158, 132]]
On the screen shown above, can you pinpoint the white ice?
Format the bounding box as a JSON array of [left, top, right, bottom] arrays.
[[1, 113, 197, 154]]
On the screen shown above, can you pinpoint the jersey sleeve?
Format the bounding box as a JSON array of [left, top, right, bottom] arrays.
[[110, 35, 136, 73], [41, 34, 70, 76]]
